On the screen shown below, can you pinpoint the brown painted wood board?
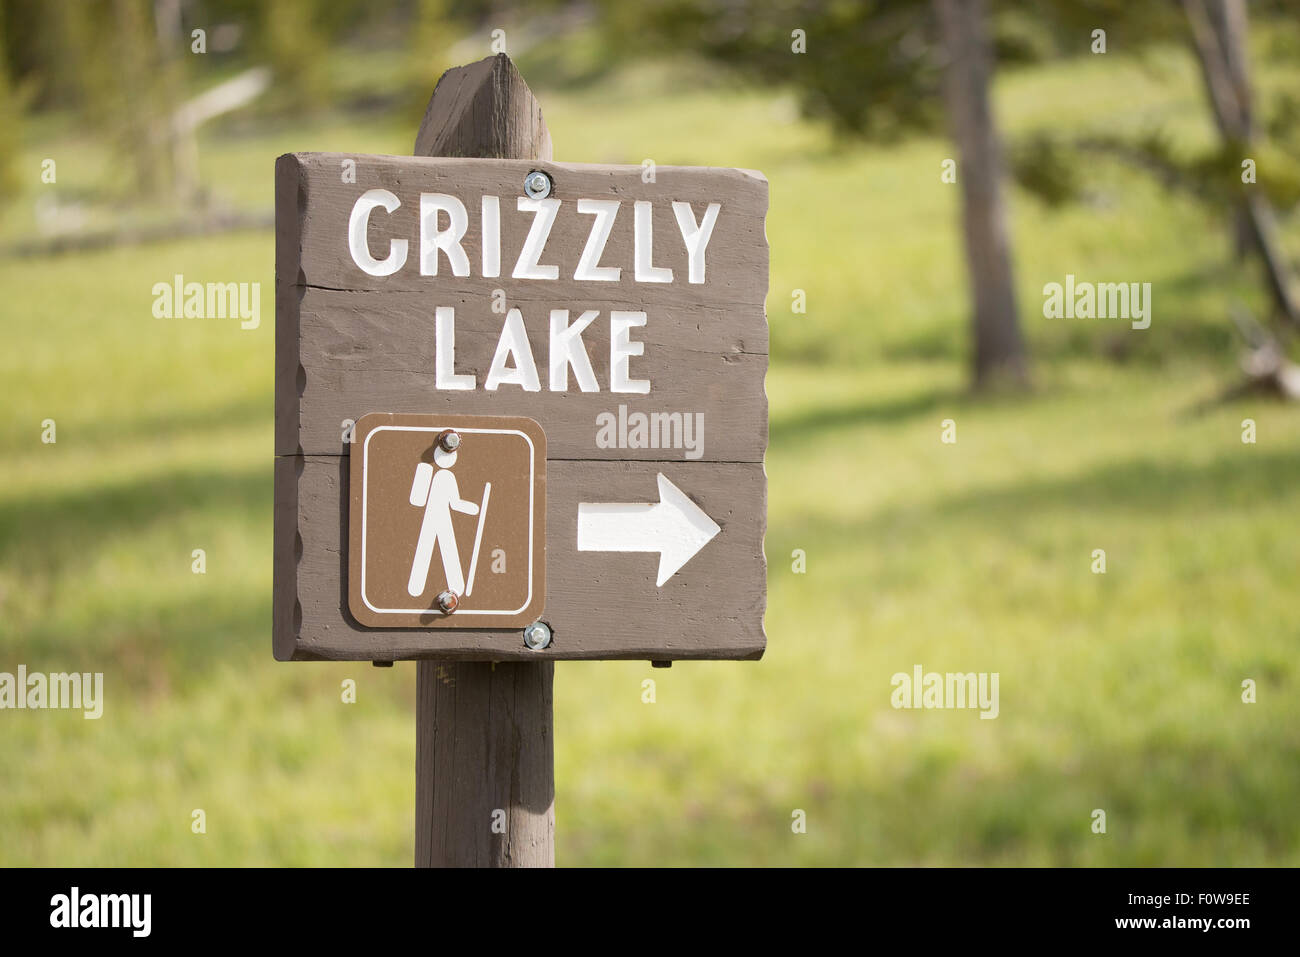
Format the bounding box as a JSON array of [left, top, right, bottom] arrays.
[[275, 152, 768, 460], [277, 455, 765, 660], [286, 287, 766, 462], [274, 148, 768, 661]]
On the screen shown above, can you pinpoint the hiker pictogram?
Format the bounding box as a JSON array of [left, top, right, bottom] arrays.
[[347, 414, 546, 628], [406, 443, 491, 600]]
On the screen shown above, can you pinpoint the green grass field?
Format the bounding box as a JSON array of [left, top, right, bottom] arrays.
[[1, 40, 1298, 866]]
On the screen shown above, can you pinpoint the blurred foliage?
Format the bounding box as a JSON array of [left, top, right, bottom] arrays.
[[586, 0, 1300, 208], [2, 0, 1295, 217], [1006, 1, 1300, 216], [0, 0, 493, 124], [259, 0, 329, 111], [0, 3, 25, 206], [594, 0, 946, 142], [0, 0, 183, 201], [1014, 129, 1300, 213], [1007, 133, 1080, 209], [587, 0, 1300, 337], [0, 0, 484, 205], [409, 0, 452, 92]]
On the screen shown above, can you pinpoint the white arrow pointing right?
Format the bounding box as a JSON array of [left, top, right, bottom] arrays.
[[577, 473, 721, 586]]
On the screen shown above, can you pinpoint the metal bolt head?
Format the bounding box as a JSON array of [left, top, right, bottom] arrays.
[[437, 429, 461, 452], [522, 621, 552, 650], [523, 170, 552, 200], [437, 591, 459, 614]]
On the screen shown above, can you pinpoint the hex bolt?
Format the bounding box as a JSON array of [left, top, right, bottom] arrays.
[[437, 429, 461, 452], [523, 170, 552, 200], [522, 621, 552, 650], [437, 591, 460, 614]]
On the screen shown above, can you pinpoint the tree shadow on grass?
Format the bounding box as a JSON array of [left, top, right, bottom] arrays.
[[0, 461, 270, 573], [771, 445, 1300, 545], [928, 446, 1299, 520], [770, 385, 965, 448], [1, 392, 272, 455], [12, 586, 274, 701], [562, 719, 1300, 865], [86, 393, 272, 450]]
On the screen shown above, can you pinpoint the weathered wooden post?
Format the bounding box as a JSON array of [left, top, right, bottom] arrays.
[[415, 656, 554, 866], [274, 53, 768, 869], [413, 55, 556, 868], [412, 55, 555, 869]]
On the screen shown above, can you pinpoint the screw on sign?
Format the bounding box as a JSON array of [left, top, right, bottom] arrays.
[[523, 170, 552, 200], [522, 621, 552, 650], [273, 54, 768, 867]]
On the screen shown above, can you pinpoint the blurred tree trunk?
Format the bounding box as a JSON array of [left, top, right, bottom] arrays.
[[0, 2, 23, 207], [1183, 0, 1300, 327], [263, 0, 328, 111], [154, 0, 197, 207], [112, 0, 171, 200], [934, 0, 1029, 389], [1207, 0, 1253, 259]]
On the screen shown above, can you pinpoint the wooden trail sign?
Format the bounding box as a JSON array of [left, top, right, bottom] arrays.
[[273, 52, 767, 869], [274, 88, 769, 663]]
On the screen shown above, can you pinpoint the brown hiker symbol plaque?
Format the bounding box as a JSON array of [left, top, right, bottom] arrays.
[[348, 413, 546, 628]]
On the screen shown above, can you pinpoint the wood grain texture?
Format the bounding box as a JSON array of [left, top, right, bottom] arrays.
[[414, 53, 553, 161], [289, 288, 766, 461], [274, 151, 768, 458], [274, 154, 306, 462], [412, 54, 553, 869], [277, 454, 765, 660], [272, 453, 302, 663], [415, 659, 555, 867], [279, 153, 766, 298]]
